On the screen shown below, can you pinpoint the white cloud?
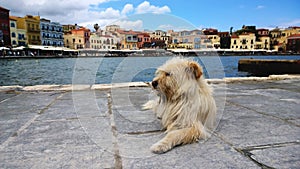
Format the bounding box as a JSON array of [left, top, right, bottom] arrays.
[[279, 19, 300, 27], [121, 4, 134, 15], [113, 20, 144, 31], [157, 24, 192, 31], [1, 0, 171, 30], [135, 1, 171, 14], [99, 7, 121, 19]]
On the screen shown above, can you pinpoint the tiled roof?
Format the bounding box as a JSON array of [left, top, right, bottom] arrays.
[[287, 34, 300, 39]]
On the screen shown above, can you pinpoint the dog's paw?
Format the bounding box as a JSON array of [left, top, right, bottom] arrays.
[[150, 142, 171, 154], [142, 100, 155, 110]]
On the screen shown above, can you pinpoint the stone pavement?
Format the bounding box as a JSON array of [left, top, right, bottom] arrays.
[[0, 76, 299, 169]]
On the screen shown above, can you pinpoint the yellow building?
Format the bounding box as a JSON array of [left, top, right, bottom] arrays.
[[15, 15, 41, 45], [9, 16, 27, 46], [9, 17, 18, 46], [116, 29, 139, 50], [255, 36, 270, 50], [270, 27, 300, 51], [64, 27, 90, 49], [230, 33, 256, 51], [256, 29, 270, 50]]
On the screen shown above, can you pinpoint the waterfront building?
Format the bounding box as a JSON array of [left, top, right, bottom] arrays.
[[286, 34, 300, 53], [89, 29, 119, 50], [9, 16, 27, 46], [270, 26, 300, 52], [9, 17, 17, 46], [64, 27, 90, 49], [40, 18, 63, 46], [63, 24, 76, 33], [256, 29, 270, 50], [149, 30, 172, 46], [13, 15, 41, 45], [203, 28, 220, 49], [137, 32, 151, 48], [116, 29, 139, 50], [230, 33, 256, 51], [0, 6, 11, 47], [270, 28, 282, 51], [24, 15, 41, 45], [219, 32, 231, 49], [170, 29, 206, 49]]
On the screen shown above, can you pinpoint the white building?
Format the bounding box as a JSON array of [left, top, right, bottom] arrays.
[[90, 31, 119, 50]]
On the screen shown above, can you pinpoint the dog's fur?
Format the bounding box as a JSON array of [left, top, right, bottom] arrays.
[[143, 57, 216, 154]]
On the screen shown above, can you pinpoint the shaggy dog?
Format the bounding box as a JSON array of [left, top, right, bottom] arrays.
[[143, 57, 216, 154]]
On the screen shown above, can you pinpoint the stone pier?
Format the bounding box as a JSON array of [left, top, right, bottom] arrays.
[[0, 75, 299, 168]]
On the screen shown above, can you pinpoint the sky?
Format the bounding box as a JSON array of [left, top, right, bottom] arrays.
[[1, 0, 299, 32]]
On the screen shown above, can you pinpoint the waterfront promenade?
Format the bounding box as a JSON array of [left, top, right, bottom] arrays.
[[0, 75, 299, 168]]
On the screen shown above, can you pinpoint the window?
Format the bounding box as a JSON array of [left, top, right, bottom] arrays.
[[233, 40, 236, 45], [11, 22, 15, 27], [12, 32, 16, 37]]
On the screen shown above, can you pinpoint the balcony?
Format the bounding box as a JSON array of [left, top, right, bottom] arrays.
[[27, 28, 40, 33]]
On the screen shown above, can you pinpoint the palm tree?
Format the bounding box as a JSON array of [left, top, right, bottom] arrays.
[[94, 23, 100, 32]]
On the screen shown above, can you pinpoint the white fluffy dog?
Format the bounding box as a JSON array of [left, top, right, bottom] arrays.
[[143, 57, 216, 154]]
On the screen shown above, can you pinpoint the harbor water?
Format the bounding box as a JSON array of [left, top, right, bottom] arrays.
[[1, 55, 300, 86]]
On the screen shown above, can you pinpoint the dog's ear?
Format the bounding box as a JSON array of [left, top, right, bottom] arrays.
[[188, 61, 202, 79]]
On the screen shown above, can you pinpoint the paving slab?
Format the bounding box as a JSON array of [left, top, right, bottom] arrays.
[[0, 77, 299, 168]]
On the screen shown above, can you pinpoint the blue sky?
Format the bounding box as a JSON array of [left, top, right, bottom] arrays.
[[2, 0, 300, 31]]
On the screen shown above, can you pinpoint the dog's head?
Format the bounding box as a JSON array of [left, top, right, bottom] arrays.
[[151, 58, 203, 100]]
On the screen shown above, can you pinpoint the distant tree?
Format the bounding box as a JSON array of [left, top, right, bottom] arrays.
[[230, 27, 233, 35]]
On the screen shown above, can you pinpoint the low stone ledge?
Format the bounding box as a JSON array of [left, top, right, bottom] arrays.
[[1, 75, 300, 91], [91, 82, 148, 90]]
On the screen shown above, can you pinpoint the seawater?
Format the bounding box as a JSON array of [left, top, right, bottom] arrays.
[[1, 55, 300, 86]]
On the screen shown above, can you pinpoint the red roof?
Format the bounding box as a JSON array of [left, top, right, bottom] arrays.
[[231, 34, 239, 38], [287, 34, 300, 39]]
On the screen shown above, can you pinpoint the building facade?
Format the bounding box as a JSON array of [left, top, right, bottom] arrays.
[[286, 34, 300, 53], [64, 27, 90, 49], [256, 29, 270, 50], [231, 33, 256, 50], [0, 6, 11, 47], [40, 18, 63, 46], [90, 31, 119, 50], [20, 15, 41, 45], [9, 17, 17, 46], [170, 29, 206, 49]]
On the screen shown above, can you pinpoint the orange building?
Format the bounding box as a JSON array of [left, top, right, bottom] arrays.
[[64, 27, 90, 49]]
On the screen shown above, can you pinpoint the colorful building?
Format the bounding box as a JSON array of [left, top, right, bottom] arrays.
[[0, 6, 11, 47], [170, 29, 205, 49], [89, 30, 119, 50], [203, 28, 220, 49], [116, 29, 139, 50], [23, 15, 41, 45], [256, 29, 270, 50], [286, 34, 300, 53], [9, 16, 27, 46], [40, 18, 64, 46], [230, 33, 256, 51], [9, 17, 17, 46], [137, 32, 151, 48], [64, 27, 90, 49], [219, 32, 231, 49]]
